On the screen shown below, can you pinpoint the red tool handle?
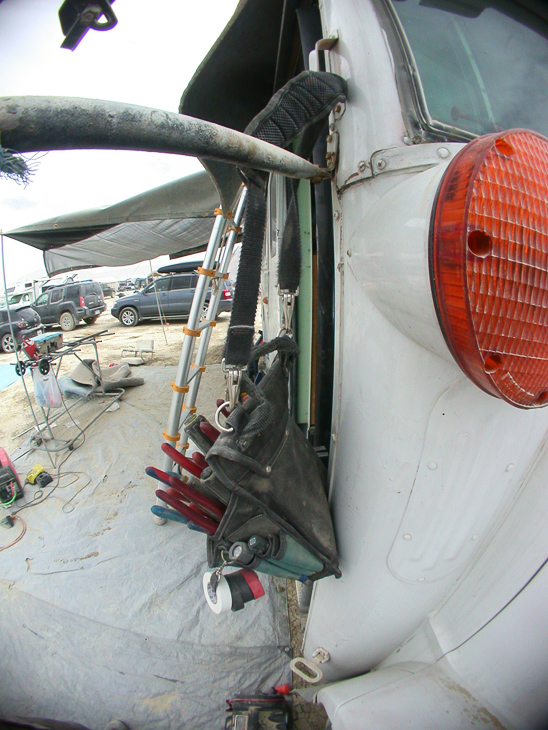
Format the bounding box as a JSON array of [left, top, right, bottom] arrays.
[[161, 443, 203, 478], [192, 452, 208, 471], [216, 398, 230, 417], [167, 474, 225, 520], [164, 488, 206, 516], [155, 489, 218, 535], [199, 419, 220, 443], [148, 465, 224, 520]]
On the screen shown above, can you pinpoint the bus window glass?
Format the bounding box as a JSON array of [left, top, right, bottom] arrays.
[[391, 0, 548, 137]]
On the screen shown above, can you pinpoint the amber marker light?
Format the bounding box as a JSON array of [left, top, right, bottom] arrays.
[[430, 129, 548, 408]]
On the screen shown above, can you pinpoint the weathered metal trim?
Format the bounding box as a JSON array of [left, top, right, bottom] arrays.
[[338, 142, 465, 192]]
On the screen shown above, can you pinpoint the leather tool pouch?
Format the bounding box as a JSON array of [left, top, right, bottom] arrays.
[[187, 336, 340, 581]]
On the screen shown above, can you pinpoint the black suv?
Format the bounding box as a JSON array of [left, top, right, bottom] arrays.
[[0, 306, 42, 353], [111, 273, 233, 327], [100, 282, 115, 298], [32, 282, 106, 331]]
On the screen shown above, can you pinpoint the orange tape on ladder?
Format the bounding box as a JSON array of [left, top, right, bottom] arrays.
[[183, 326, 201, 337], [214, 208, 232, 218], [197, 267, 216, 278]]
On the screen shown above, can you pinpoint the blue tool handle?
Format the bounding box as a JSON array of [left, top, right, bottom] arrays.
[[150, 505, 205, 533], [146, 466, 171, 488]]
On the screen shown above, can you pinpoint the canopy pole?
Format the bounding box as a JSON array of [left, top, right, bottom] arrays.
[[148, 260, 168, 346]]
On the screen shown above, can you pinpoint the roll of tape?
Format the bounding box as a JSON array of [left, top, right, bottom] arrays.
[[203, 571, 233, 614]]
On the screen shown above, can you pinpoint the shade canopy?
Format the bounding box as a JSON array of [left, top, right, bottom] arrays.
[[5, 170, 220, 275], [180, 0, 300, 212], [6, 0, 298, 277]]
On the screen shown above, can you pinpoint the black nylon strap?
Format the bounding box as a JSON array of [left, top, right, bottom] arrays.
[[225, 183, 266, 365], [278, 180, 301, 293], [225, 71, 346, 367]]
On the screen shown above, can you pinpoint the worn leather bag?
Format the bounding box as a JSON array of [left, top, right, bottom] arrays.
[[187, 336, 340, 581]]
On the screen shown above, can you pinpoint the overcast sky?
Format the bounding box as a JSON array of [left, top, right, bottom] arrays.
[[0, 0, 238, 286]]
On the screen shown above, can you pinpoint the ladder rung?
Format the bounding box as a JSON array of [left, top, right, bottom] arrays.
[[187, 364, 205, 383], [198, 319, 215, 330]]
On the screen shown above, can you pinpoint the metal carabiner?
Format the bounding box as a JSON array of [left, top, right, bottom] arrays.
[[278, 289, 298, 336], [215, 400, 234, 434], [217, 360, 245, 433], [221, 359, 244, 409]]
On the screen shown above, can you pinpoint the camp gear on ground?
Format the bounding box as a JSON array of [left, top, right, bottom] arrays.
[[70, 359, 144, 391], [26, 464, 45, 484], [0, 448, 23, 506], [224, 692, 292, 729], [32, 366, 63, 408]]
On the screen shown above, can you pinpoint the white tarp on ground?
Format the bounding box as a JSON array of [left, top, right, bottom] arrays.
[[0, 366, 290, 729]]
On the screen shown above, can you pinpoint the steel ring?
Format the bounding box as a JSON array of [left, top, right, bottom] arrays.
[[215, 401, 234, 433]]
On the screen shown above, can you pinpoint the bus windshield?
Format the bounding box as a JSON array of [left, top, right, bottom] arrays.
[[391, 0, 548, 138]]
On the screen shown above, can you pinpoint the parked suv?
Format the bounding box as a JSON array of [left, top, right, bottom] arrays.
[[111, 273, 233, 327], [31, 282, 106, 331], [0, 305, 42, 353], [100, 282, 115, 298]]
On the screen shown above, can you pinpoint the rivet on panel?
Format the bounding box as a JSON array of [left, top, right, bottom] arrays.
[[376, 159, 386, 170], [358, 160, 367, 173], [437, 147, 450, 159], [505, 463, 515, 472], [403, 533, 412, 541], [333, 210, 340, 220], [472, 534, 479, 541], [427, 462, 438, 470]]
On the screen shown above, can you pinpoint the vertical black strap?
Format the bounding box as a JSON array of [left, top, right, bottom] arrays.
[[225, 71, 346, 367], [278, 180, 301, 293], [225, 182, 266, 366]]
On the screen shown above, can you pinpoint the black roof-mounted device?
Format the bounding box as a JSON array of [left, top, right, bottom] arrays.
[[58, 0, 117, 51]]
